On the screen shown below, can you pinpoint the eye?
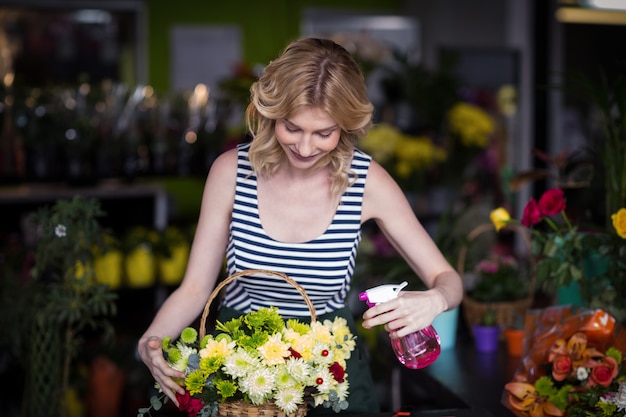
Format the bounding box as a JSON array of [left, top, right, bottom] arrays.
[[317, 132, 332, 138]]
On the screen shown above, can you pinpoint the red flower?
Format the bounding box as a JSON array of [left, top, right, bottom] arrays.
[[537, 189, 565, 216], [587, 356, 619, 387], [551, 354, 572, 381], [521, 198, 542, 227], [329, 362, 345, 383], [176, 390, 205, 417]]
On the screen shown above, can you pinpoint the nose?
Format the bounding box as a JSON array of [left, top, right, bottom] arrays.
[[297, 135, 314, 157]]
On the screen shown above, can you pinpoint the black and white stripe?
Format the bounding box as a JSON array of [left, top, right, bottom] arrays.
[[222, 143, 370, 318]]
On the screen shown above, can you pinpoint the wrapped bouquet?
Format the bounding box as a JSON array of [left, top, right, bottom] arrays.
[[503, 306, 626, 417]]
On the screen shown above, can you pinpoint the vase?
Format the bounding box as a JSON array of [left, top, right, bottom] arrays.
[[472, 325, 500, 353]]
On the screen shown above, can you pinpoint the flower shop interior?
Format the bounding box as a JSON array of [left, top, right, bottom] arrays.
[[1, 0, 626, 417]]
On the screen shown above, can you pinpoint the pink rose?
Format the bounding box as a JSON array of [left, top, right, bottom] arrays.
[[551, 354, 572, 381], [521, 198, 542, 227], [537, 188, 566, 216], [588, 356, 618, 387], [176, 390, 205, 417]]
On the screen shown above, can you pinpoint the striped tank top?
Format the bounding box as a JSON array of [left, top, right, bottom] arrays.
[[222, 143, 371, 318]]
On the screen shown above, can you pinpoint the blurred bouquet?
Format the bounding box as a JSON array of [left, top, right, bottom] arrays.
[[140, 307, 356, 417], [503, 307, 626, 417], [358, 123, 447, 191]]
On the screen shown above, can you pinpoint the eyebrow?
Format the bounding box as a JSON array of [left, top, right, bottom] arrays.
[[283, 118, 339, 133]]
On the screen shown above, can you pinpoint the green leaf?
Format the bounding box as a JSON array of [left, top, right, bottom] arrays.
[[150, 395, 163, 410]]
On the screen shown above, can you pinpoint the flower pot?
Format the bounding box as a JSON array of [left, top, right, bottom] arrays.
[[504, 328, 525, 356], [472, 325, 500, 353], [432, 306, 459, 350]]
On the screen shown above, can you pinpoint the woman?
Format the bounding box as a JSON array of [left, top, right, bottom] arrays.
[[137, 37, 463, 415]]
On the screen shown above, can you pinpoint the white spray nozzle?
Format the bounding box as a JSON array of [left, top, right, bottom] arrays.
[[359, 281, 408, 307]]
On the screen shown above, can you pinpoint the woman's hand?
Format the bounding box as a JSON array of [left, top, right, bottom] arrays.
[[138, 336, 186, 407], [361, 289, 446, 338]]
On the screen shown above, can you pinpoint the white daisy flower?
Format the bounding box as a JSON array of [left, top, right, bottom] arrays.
[[576, 366, 589, 381], [223, 349, 258, 378], [55, 224, 67, 237], [313, 342, 335, 365], [274, 363, 297, 388], [335, 380, 350, 401], [172, 344, 196, 372], [240, 367, 276, 403], [616, 381, 626, 411], [273, 386, 303, 415], [312, 366, 333, 394], [285, 356, 311, 383]]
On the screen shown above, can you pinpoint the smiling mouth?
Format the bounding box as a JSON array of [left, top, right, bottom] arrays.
[[290, 149, 318, 161]]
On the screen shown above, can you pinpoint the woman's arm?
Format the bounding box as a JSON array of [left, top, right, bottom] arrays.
[[361, 160, 463, 338], [136, 148, 238, 404]]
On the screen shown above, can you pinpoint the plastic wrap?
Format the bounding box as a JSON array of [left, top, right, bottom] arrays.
[[501, 305, 626, 416]]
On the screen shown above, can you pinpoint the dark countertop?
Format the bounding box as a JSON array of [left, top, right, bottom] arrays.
[[393, 324, 521, 417]]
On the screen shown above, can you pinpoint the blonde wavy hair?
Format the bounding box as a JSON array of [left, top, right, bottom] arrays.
[[246, 37, 374, 197]]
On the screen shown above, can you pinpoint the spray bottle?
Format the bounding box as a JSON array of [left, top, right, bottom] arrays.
[[359, 281, 441, 369]]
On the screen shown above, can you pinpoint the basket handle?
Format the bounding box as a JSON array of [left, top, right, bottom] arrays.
[[457, 223, 535, 295], [199, 269, 317, 339]]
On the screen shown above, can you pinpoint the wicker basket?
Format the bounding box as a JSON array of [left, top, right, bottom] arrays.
[[457, 223, 535, 334], [199, 269, 314, 417]]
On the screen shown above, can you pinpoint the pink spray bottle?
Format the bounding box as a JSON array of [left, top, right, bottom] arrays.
[[359, 281, 441, 369]]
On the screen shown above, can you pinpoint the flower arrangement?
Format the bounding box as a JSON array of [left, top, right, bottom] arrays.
[[469, 254, 527, 303], [490, 188, 626, 324], [503, 307, 626, 417], [139, 307, 356, 417]]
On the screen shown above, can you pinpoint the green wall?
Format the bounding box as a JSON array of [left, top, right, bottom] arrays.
[[145, 0, 401, 93]]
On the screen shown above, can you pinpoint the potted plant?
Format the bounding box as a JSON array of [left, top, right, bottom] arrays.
[[457, 222, 535, 334], [23, 196, 118, 417], [490, 187, 626, 325], [503, 313, 526, 357], [471, 308, 500, 353]]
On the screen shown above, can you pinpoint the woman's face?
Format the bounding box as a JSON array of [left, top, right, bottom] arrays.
[[274, 107, 341, 169]]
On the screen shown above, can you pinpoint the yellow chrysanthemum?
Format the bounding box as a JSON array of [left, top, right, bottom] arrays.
[[448, 102, 495, 148], [309, 322, 333, 344], [358, 123, 401, 164], [290, 333, 314, 361], [199, 337, 236, 359], [257, 333, 290, 366]]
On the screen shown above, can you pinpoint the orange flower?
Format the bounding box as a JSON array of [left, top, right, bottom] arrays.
[[505, 382, 564, 417]]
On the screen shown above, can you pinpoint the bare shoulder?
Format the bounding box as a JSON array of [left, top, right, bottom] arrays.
[[362, 159, 411, 222], [206, 147, 238, 184], [200, 147, 239, 208]]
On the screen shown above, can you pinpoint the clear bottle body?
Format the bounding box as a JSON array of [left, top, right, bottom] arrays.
[[390, 325, 441, 369]]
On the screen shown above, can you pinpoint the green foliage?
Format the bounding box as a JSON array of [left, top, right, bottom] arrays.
[[137, 394, 169, 417], [479, 308, 497, 327], [27, 197, 118, 347], [533, 376, 571, 411], [216, 306, 286, 349], [24, 196, 119, 416]]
